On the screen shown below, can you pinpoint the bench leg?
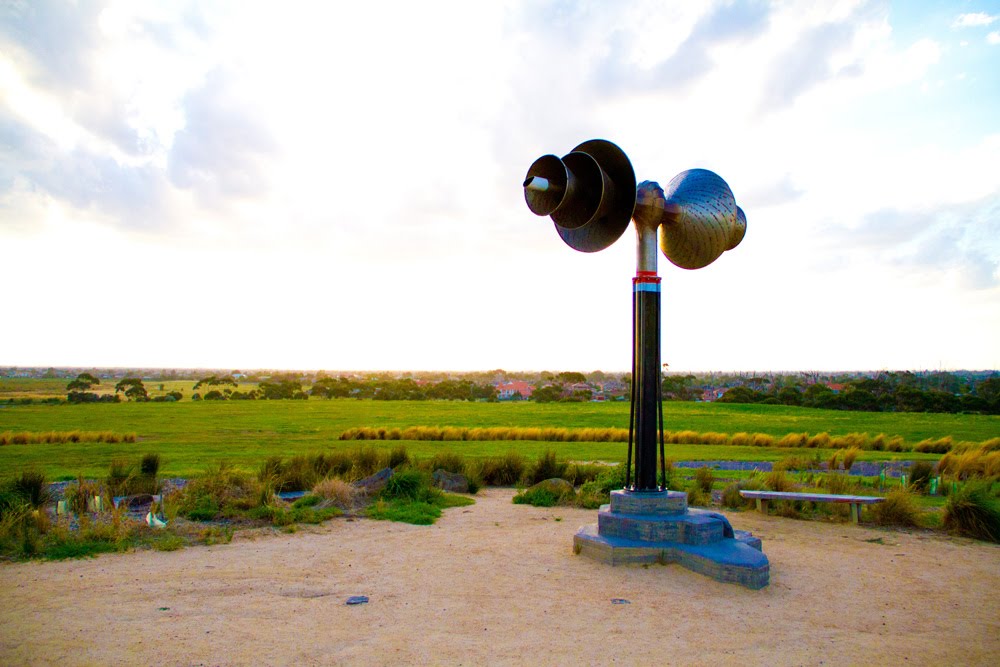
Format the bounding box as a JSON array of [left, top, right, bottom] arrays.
[[756, 499, 769, 515], [850, 503, 859, 524]]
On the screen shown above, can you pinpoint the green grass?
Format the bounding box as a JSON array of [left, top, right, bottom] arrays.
[[0, 399, 995, 481]]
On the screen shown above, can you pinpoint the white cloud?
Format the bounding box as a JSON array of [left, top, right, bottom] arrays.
[[1, 0, 999, 371], [989, 31, 1000, 44], [952, 12, 998, 28]]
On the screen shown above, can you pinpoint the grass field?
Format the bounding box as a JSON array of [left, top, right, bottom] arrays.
[[1, 397, 996, 480]]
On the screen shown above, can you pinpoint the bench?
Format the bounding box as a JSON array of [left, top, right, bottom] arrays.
[[739, 490, 885, 524]]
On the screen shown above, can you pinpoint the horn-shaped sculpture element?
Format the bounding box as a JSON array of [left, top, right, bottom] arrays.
[[522, 139, 767, 589], [523, 139, 636, 252], [657, 169, 746, 270]]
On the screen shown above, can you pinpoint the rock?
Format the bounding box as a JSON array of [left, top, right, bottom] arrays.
[[528, 478, 575, 498], [352, 467, 393, 494], [432, 469, 469, 493]]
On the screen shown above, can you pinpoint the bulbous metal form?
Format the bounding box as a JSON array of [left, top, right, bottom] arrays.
[[657, 168, 746, 270], [523, 139, 636, 253]]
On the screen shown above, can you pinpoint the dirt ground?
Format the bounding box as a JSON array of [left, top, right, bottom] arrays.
[[1, 488, 998, 666]]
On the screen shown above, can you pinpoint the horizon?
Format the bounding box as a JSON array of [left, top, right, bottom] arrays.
[[2, 2, 999, 372], [5, 365, 998, 377]]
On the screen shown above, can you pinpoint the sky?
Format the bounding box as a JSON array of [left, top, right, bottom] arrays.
[[1, 0, 999, 374]]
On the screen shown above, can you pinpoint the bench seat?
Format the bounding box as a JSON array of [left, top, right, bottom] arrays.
[[739, 490, 885, 524]]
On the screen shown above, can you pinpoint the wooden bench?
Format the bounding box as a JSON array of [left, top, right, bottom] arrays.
[[739, 490, 885, 524]]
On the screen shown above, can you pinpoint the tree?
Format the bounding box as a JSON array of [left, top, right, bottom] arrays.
[[67, 373, 102, 403], [115, 378, 149, 402], [777, 386, 803, 406], [532, 385, 564, 403], [556, 371, 587, 384]]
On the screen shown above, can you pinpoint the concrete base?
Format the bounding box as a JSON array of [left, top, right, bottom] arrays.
[[574, 490, 769, 590]]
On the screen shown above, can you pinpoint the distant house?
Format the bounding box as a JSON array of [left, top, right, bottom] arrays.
[[701, 389, 725, 402], [496, 381, 533, 400]]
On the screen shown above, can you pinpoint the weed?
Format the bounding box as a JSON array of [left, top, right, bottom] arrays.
[[527, 450, 567, 485], [694, 466, 715, 494], [868, 488, 922, 527], [12, 470, 50, 508], [481, 451, 526, 486], [764, 470, 794, 492], [721, 482, 744, 509], [352, 446, 381, 478], [908, 461, 934, 493], [943, 482, 1000, 542], [842, 447, 861, 472], [312, 478, 357, 509], [428, 450, 466, 475], [384, 445, 411, 469]]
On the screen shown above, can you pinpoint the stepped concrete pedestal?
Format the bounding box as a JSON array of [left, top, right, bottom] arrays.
[[574, 489, 769, 589]]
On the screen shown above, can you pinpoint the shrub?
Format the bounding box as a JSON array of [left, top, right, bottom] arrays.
[[384, 445, 410, 470], [807, 432, 831, 449], [12, 470, 50, 508], [312, 478, 357, 509], [751, 433, 774, 448], [64, 478, 103, 515], [106, 458, 133, 497], [685, 481, 709, 507], [764, 471, 794, 492], [481, 451, 526, 486], [827, 451, 840, 472], [777, 432, 808, 448], [140, 453, 161, 477], [774, 455, 815, 473], [428, 450, 466, 475], [868, 489, 921, 527], [825, 472, 853, 495], [576, 465, 627, 509], [842, 447, 862, 472], [527, 450, 567, 486], [943, 482, 1000, 542], [352, 446, 381, 478], [512, 487, 559, 507], [731, 432, 752, 447], [381, 470, 430, 502], [563, 463, 605, 486], [908, 461, 934, 493], [721, 482, 744, 509], [694, 466, 715, 494]]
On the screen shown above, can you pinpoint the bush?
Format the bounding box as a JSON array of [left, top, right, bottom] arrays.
[[428, 450, 466, 475], [685, 481, 709, 507], [764, 471, 794, 492], [312, 478, 357, 509], [825, 472, 853, 495], [481, 451, 526, 486], [352, 446, 381, 478], [694, 466, 714, 494], [512, 487, 559, 507], [842, 447, 861, 472], [908, 461, 934, 493], [807, 432, 831, 449], [527, 450, 567, 486], [943, 482, 1000, 542], [721, 482, 744, 509], [12, 470, 50, 508], [868, 489, 921, 527], [106, 459, 133, 497], [384, 445, 410, 470], [140, 453, 161, 477], [381, 470, 431, 502]]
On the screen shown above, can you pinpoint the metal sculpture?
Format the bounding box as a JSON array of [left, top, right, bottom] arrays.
[[523, 139, 746, 491]]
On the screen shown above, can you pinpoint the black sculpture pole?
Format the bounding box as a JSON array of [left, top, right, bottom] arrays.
[[630, 204, 662, 491]]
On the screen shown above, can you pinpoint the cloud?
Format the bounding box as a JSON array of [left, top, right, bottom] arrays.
[[0, 110, 173, 231], [758, 18, 861, 110], [952, 13, 998, 28], [825, 192, 1000, 289], [0, 0, 106, 90], [741, 175, 804, 208], [989, 31, 1000, 45], [591, 1, 771, 95], [167, 69, 277, 206]]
